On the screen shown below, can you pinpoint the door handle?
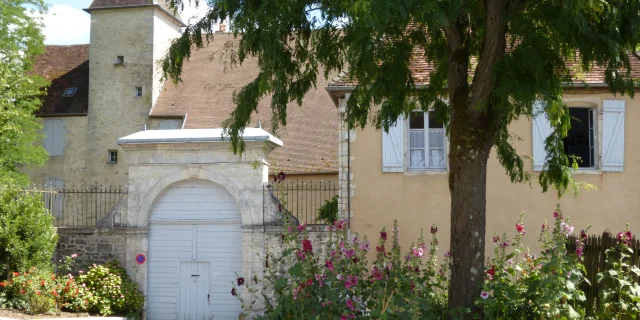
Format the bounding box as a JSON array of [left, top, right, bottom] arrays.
[[207, 294, 210, 304]]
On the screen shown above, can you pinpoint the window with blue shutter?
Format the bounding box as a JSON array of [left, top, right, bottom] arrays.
[[382, 115, 405, 172], [43, 119, 65, 156], [602, 100, 625, 172]]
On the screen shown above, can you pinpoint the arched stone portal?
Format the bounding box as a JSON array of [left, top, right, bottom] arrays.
[[118, 128, 282, 320]]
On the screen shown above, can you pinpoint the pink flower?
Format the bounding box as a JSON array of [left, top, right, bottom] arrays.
[[344, 275, 358, 289], [500, 240, 511, 248], [297, 251, 306, 260], [480, 291, 490, 299], [444, 251, 451, 258], [78, 270, 83, 274], [372, 267, 383, 281], [412, 247, 424, 258], [359, 240, 370, 252], [71, 254, 77, 258], [541, 223, 547, 231], [325, 260, 334, 271], [345, 249, 355, 258], [380, 231, 387, 240], [492, 235, 500, 243], [553, 211, 559, 218], [287, 226, 292, 233], [516, 223, 525, 234], [576, 247, 583, 258], [297, 224, 306, 232], [346, 299, 355, 311], [486, 265, 496, 280]]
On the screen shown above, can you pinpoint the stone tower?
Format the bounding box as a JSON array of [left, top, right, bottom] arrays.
[[84, 0, 184, 186]]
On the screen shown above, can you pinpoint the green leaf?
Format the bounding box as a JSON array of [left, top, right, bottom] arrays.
[[289, 264, 303, 276], [608, 270, 618, 277]]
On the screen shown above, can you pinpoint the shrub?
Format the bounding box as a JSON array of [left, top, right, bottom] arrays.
[[316, 195, 338, 223], [0, 187, 58, 274], [0, 267, 60, 314], [77, 260, 144, 317]]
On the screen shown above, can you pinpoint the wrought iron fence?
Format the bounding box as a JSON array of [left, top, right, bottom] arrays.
[[34, 185, 128, 228], [265, 180, 339, 225]]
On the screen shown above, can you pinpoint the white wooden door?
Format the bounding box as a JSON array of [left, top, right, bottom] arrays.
[[179, 262, 210, 320], [147, 180, 243, 320]]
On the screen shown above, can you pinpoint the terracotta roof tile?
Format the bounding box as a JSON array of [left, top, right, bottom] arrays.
[[33, 45, 90, 115], [152, 34, 338, 174], [329, 51, 640, 87]]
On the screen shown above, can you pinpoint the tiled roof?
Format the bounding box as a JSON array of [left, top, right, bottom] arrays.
[[33, 45, 90, 115], [329, 51, 640, 87], [152, 33, 339, 174]]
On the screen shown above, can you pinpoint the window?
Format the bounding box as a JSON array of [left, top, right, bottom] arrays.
[[135, 87, 143, 97], [408, 112, 446, 170], [62, 87, 77, 97], [115, 55, 125, 65], [564, 108, 596, 168], [532, 100, 626, 172], [108, 150, 118, 164], [43, 177, 64, 218], [158, 119, 181, 130], [43, 119, 65, 156]]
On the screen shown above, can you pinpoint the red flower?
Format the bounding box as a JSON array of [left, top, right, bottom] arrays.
[[492, 235, 500, 243], [553, 211, 559, 218], [231, 288, 237, 296], [486, 265, 496, 280], [41, 280, 45, 286], [0, 282, 5, 287], [20, 289, 25, 295], [376, 245, 385, 253], [430, 225, 438, 234], [542, 223, 548, 231], [380, 231, 388, 240], [12, 272, 19, 277], [52, 290, 58, 297], [297, 224, 307, 232], [37, 291, 41, 296], [237, 277, 244, 286], [277, 171, 286, 181], [516, 223, 525, 234], [302, 239, 313, 252], [580, 230, 588, 240], [306, 278, 313, 286], [576, 247, 584, 258]]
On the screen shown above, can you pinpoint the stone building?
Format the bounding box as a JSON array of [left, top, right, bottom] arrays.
[[31, 1, 338, 319]]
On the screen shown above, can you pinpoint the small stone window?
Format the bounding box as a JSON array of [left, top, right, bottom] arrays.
[[135, 87, 143, 97], [107, 150, 118, 164], [62, 87, 77, 97], [115, 55, 125, 65]]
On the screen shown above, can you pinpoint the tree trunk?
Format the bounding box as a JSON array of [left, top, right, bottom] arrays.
[[447, 112, 494, 319]]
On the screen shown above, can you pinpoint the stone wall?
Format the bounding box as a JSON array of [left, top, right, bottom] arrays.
[[56, 228, 147, 271]]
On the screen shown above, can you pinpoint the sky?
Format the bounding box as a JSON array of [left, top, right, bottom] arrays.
[[40, 0, 209, 45]]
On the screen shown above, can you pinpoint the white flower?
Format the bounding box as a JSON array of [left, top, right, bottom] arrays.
[[480, 291, 490, 299]]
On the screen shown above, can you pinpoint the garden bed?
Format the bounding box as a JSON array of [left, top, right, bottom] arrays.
[[0, 308, 127, 320]]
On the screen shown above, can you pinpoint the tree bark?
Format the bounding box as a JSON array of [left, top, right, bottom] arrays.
[[447, 109, 495, 318]]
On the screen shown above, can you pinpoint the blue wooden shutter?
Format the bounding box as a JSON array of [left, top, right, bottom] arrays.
[[382, 115, 405, 172], [602, 100, 625, 172], [52, 119, 65, 156], [43, 120, 54, 154], [532, 100, 552, 171]]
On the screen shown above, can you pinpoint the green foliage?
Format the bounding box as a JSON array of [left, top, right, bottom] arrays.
[[77, 260, 144, 318], [596, 225, 640, 318], [316, 195, 338, 223], [0, 187, 58, 275], [0, 0, 49, 185], [162, 0, 640, 196]]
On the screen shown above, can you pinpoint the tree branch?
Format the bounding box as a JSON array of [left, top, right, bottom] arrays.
[[469, 0, 507, 111]]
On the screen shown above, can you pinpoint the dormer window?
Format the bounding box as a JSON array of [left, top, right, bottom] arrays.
[[115, 56, 125, 65], [62, 88, 77, 97]]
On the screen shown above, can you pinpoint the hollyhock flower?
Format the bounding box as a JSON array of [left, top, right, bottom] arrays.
[[500, 240, 511, 248], [20, 289, 25, 295], [277, 171, 286, 181], [287, 226, 293, 232], [444, 251, 451, 258], [380, 231, 387, 240], [376, 245, 385, 253], [516, 223, 525, 234], [306, 278, 313, 286], [486, 265, 496, 280], [302, 239, 313, 252], [351, 237, 359, 245], [341, 316, 348, 320], [542, 223, 548, 231], [359, 240, 370, 252], [71, 254, 77, 258], [346, 299, 355, 311], [412, 247, 424, 258], [297, 224, 306, 232], [430, 225, 438, 234], [507, 259, 514, 265], [576, 247, 583, 258], [325, 226, 331, 231], [273, 175, 278, 183], [12, 272, 19, 277], [480, 291, 490, 299], [493, 235, 500, 243], [325, 260, 335, 271], [581, 230, 588, 240], [345, 249, 355, 258], [293, 287, 299, 300], [297, 251, 306, 260], [553, 211, 559, 218], [339, 241, 345, 249], [372, 267, 383, 281], [237, 277, 244, 286]]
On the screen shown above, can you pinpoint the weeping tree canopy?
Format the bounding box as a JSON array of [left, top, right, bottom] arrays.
[[163, 0, 640, 196], [0, 0, 49, 185]]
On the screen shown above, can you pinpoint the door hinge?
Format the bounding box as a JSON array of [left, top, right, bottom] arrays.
[[207, 293, 210, 304]]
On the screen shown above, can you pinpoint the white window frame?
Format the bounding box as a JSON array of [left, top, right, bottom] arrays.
[[406, 111, 448, 171], [562, 106, 599, 170]]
